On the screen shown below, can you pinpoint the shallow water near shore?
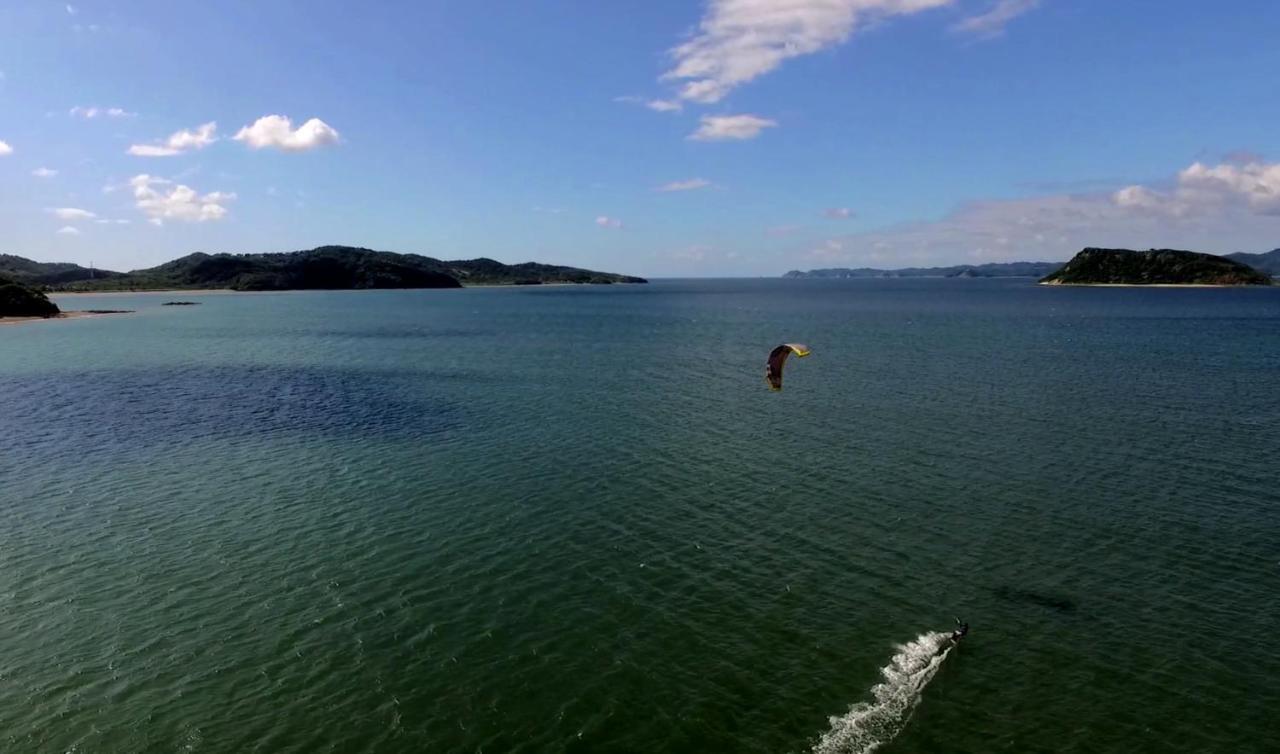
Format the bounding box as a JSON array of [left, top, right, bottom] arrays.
[[2, 278, 1278, 753]]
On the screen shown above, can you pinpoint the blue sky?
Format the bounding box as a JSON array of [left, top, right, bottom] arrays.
[[1, 0, 1278, 276]]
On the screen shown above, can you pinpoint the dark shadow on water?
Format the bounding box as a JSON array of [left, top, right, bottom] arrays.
[[0, 365, 463, 463], [991, 585, 1078, 613]]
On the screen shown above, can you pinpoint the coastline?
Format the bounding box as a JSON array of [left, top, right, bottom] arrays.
[[51, 282, 638, 295], [1037, 282, 1272, 288], [0, 310, 133, 327]]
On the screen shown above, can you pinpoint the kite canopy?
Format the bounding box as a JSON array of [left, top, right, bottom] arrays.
[[765, 343, 811, 391]]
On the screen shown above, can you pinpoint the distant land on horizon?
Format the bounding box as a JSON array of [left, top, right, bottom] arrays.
[[783, 261, 1062, 279], [784, 248, 1279, 280], [1, 247, 647, 292], [1040, 248, 1274, 286]]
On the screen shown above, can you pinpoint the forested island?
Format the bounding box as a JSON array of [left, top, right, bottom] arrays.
[[1039, 248, 1273, 286], [2, 246, 646, 293], [0, 274, 61, 318]]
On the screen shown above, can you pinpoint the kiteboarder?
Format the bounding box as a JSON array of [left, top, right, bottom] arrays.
[[951, 618, 969, 642]]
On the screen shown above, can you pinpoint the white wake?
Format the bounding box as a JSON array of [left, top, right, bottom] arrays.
[[811, 630, 955, 754]]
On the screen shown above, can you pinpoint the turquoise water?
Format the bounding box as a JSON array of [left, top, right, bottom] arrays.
[[2, 280, 1278, 753]]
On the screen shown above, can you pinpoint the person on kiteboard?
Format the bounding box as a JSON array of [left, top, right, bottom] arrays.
[[951, 618, 969, 642]]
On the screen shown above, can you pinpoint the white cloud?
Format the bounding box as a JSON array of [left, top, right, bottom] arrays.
[[615, 95, 683, 113], [663, 0, 953, 103], [658, 177, 713, 192], [66, 4, 76, 15], [32, 167, 58, 178], [689, 114, 777, 141], [94, 218, 130, 225], [0, 140, 11, 156], [128, 122, 217, 157], [824, 207, 855, 219], [57, 226, 81, 235], [234, 115, 340, 152], [70, 105, 136, 119], [49, 207, 96, 221], [1112, 159, 1280, 217], [130, 174, 234, 224], [596, 216, 623, 229], [788, 157, 1280, 269], [952, 0, 1040, 38], [1112, 185, 1163, 211]]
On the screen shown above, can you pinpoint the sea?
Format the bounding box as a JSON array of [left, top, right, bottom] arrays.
[[1, 279, 1278, 753]]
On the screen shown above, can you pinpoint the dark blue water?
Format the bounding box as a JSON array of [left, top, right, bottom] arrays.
[[2, 279, 1278, 753]]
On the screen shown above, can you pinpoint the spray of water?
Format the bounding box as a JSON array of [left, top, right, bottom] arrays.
[[811, 630, 955, 754]]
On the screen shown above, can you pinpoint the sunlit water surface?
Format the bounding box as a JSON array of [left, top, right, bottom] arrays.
[[2, 279, 1278, 753]]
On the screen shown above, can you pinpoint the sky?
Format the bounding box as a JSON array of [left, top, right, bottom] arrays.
[[1, 0, 1279, 277]]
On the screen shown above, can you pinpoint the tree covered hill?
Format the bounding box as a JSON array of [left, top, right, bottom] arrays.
[[0, 254, 123, 287], [37, 246, 646, 291], [0, 274, 61, 317], [1039, 248, 1273, 285]]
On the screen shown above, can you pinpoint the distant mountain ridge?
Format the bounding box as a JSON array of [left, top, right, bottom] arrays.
[[0, 254, 124, 286], [20, 246, 646, 292], [1225, 249, 1280, 277], [783, 261, 1063, 279], [1039, 248, 1273, 286]]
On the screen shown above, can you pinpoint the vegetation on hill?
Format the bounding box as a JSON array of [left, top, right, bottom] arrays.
[[784, 261, 1062, 279], [43, 246, 646, 292], [439, 257, 647, 285], [0, 275, 61, 317], [1224, 249, 1280, 277], [1039, 248, 1273, 286], [0, 254, 122, 287]]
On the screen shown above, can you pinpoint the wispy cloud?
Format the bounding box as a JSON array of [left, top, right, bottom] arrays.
[[94, 218, 131, 225], [689, 114, 777, 141], [128, 122, 218, 157], [48, 207, 96, 221], [952, 0, 1040, 38], [657, 177, 713, 192], [130, 174, 235, 224], [57, 225, 81, 236], [32, 167, 58, 178], [789, 156, 1280, 268], [234, 115, 340, 152], [663, 0, 953, 103], [595, 215, 623, 229], [823, 207, 855, 219], [615, 95, 683, 113], [65, 4, 77, 15], [70, 105, 136, 119], [766, 225, 801, 237], [646, 99, 682, 113], [0, 140, 12, 156]]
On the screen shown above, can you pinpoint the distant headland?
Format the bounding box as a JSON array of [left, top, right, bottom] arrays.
[[1039, 248, 1274, 286], [783, 261, 1062, 279], [0, 247, 646, 293]]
